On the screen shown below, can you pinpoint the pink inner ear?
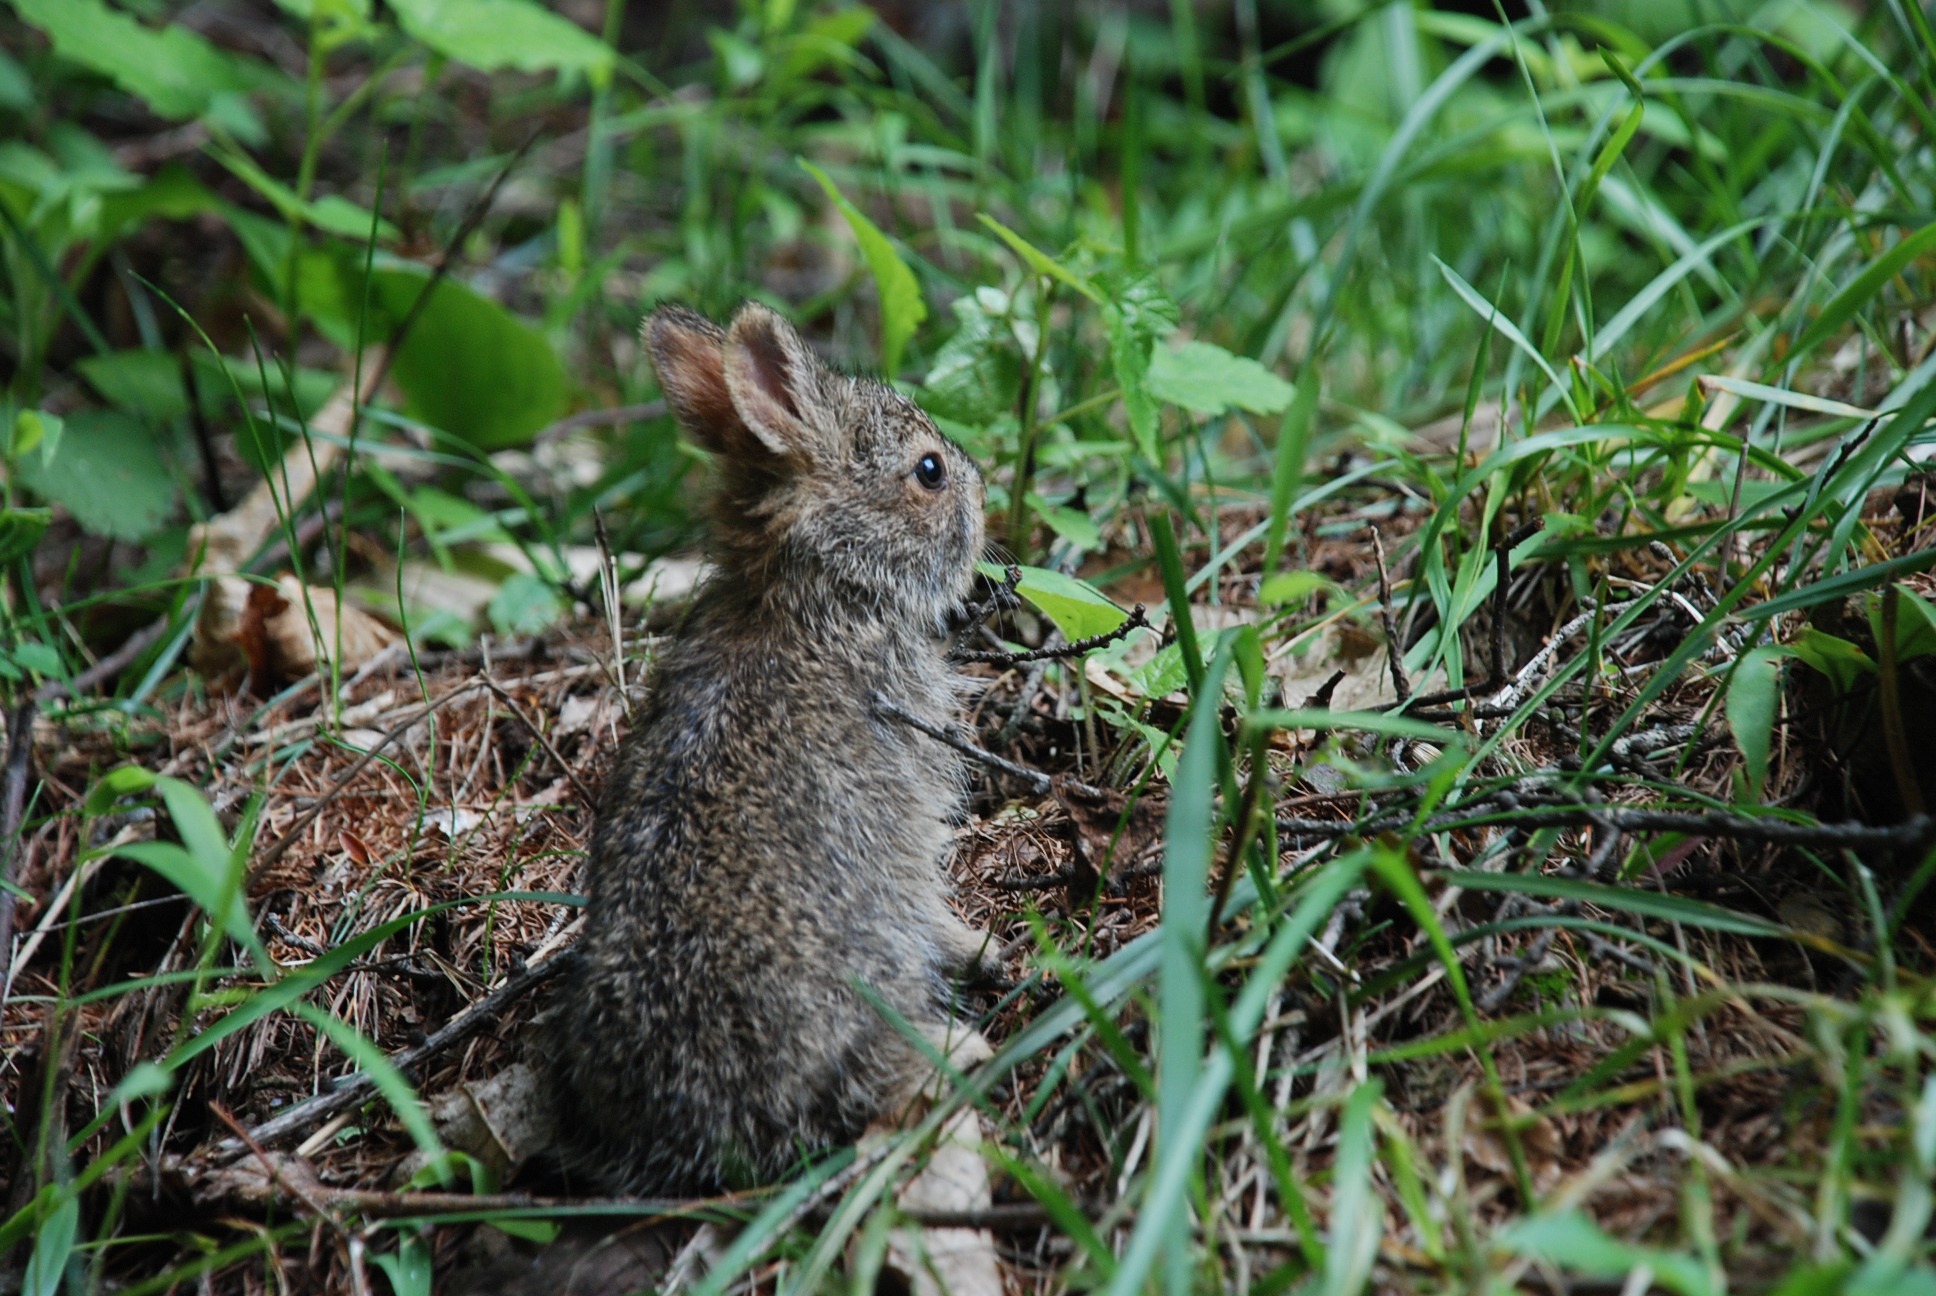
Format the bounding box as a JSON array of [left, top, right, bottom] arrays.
[[741, 324, 803, 423]]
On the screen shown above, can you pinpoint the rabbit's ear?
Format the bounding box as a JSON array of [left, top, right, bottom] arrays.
[[723, 303, 836, 463], [646, 306, 771, 461]]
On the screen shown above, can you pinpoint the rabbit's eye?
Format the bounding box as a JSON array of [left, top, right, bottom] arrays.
[[914, 453, 947, 491]]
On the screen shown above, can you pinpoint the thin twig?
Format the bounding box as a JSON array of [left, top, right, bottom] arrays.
[[218, 950, 573, 1159], [534, 401, 667, 444], [480, 679, 597, 805], [872, 695, 1106, 800], [953, 605, 1150, 667], [0, 700, 37, 973], [1371, 530, 1409, 703], [37, 617, 175, 703]]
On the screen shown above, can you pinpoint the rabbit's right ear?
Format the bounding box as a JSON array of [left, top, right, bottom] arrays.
[[645, 306, 771, 463]]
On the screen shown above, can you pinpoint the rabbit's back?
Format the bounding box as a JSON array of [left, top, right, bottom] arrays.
[[546, 582, 976, 1193]]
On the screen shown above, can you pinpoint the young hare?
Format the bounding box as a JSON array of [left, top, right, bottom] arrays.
[[546, 302, 992, 1194]]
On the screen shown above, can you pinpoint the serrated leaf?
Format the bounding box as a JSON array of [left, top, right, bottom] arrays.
[[1727, 646, 1788, 799], [16, 410, 175, 542], [387, 0, 614, 85], [803, 161, 926, 377], [975, 561, 1127, 641], [920, 294, 1022, 426], [1146, 340, 1296, 416]]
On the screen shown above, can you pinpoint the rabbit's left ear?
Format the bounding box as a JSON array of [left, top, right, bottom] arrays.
[[724, 303, 838, 463]]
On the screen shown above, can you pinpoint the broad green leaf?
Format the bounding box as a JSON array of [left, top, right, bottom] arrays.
[[387, 0, 614, 84], [21, 1194, 76, 1296], [1257, 570, 1332, 606], [11, 409, 58, 464], [489, 571, 565, 637], [1146, 340, 1295, 416], [1870, 585, 1936, 662], [0, 508, 50, 567], [975, 561, 1128, 641], [919, 293, 1022, 426], [1794, 222, 1936, 358], [78, 350, 188, 421], [1029, 494, 1101, 550], [8, 0, 258, 121], [368, 1236, 433, 1296], [1726, 646, 1788, 799], [16, 410, 175, 542], [1789, 627, 1874, 694], [1101, 270, 1180, 461], [802, 161, 926, 377], [11, 641, 62, 679], [85, 764, 157, 819], [114, 842, 258, 953], [1501, 1212, 1717, 1296], [304, 260, 567, 449]]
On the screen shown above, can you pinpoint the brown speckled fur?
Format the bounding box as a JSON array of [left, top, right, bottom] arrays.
[[544, 303, 989, 1194]]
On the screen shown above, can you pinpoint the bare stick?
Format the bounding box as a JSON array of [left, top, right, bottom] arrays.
[[216, 950, 572, 1159], [480, 679, 598, 805], [36, 617, 174, 703], [1371, 531, 1409, 703], [953, 606, 1151, 667], [871, 695, 1108, 800], [0, 701, 36, 972]]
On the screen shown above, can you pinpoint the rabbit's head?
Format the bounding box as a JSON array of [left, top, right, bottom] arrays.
[[646, 302, 986, 630]]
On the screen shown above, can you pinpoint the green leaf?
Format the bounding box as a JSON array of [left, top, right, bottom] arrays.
[[975, 561, 1128, 641], [1320, 1081, 1384, 1296], [387, 0, 614, 85], [974, 216, 1101, 302], [488, 572, 565, 638], [1146, 340, 1295, 416], [0, 507, 50, 567], [11, 641, 62, 679], [1726, 646, 1788, 799], [304, 262, 568, 450], [1028, 494, 1102, 550], [802, 161, 926, 377], [1257, 571, 1332, 606], [16, 410, 175, 542], [11, 409, 59, 465], [918, 292, 1022, 426], [1871, 585, 1936, 662], [368, 1235, 432, 1296], [85, 764, 157, 819], [1789, 627, 1875, 694], [21, 1194, 76, 1296], [1100, 272, 1180, 461], [77, 349, 188, 421], [8, 0, 258, 121], [1794, 222, 1936, 359]]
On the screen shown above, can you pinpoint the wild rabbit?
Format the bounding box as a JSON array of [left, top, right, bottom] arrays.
[[544, 302, 993, 1194]]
